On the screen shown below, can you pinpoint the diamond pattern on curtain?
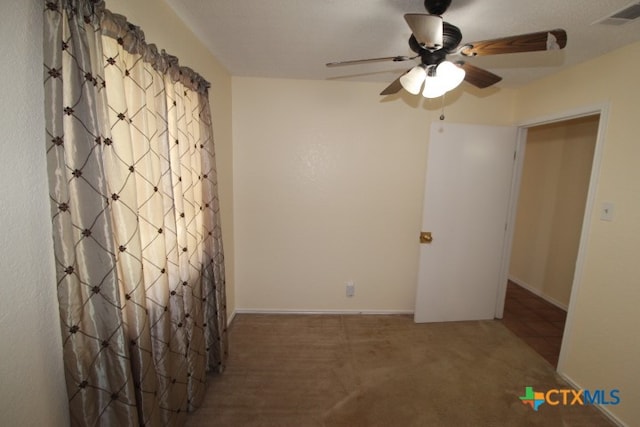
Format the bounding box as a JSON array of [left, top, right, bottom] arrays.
[[43, 1, 227, 425]]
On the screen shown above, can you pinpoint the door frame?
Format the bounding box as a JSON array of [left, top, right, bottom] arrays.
[[495, 103, 610, 372]]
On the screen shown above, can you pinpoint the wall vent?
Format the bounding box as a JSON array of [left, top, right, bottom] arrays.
[[593, 2, 640, 25]]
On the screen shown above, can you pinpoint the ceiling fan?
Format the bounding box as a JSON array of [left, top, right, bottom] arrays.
[[326, 0, 567, 97]]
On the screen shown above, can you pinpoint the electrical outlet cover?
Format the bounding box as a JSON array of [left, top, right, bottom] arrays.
[[346, 282, 355, 297]]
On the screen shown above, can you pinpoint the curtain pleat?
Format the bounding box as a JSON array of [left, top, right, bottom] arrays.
[[43, 1, 227, 425], [198, 93, 228, 373]]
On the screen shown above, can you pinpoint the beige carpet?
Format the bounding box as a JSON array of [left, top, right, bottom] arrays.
[[186, 314, 613, 427]]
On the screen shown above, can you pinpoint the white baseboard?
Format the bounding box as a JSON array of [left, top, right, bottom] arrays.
[[234, 308, 414, 316], [558, 372, 628, 427], [508, 276, 568, 311]]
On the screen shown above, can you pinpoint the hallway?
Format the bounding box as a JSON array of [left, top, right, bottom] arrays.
[[500, 281, 567, 367]]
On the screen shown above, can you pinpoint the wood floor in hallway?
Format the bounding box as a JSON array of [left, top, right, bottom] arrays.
[[500, 281, 567, 367]]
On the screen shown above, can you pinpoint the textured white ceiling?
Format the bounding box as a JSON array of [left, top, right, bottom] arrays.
[[165, 0, 640, 89]]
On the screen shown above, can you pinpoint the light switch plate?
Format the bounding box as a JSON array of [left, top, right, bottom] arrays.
[[346, 281, 355, 297], [600, 202, 615, 221]]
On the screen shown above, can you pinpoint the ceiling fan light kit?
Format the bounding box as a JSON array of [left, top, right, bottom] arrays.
[[436, 61, 465, 91], [399, 65, 427, 95], [326, 0, 567, 102], [422, 74, 447, 99], [401, 61, 466, 98]]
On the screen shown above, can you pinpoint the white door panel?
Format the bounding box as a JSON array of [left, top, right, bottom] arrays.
[[414, 122, 517, 323]]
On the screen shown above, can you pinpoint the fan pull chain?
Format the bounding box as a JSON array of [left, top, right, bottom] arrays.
[[439, 93, 446, 121]]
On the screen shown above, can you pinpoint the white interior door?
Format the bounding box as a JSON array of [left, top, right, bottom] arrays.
[[414, 122, 517, 323]]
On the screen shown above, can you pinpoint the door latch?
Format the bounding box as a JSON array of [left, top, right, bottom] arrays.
[[419, 231, 433, 244]]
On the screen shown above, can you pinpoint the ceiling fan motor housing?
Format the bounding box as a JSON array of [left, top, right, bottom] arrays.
[[425, 0, 452, 15]]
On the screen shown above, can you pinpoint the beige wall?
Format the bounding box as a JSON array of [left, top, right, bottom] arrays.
[[232, 77, 516, 311], [232, 41, 640, 422], [109, 0, 236, 318], [0, 0, 69, 425], [510, 116, 597, 308], [515, 41, 640, 425]]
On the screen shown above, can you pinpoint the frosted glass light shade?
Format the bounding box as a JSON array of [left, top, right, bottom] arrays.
[[422, 75, 447, 98], [400, 66, 427, 95], [436, 61, 465, 92]]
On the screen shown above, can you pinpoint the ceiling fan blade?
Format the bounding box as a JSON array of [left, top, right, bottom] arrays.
[[404, 14, 444, 50], [460, 29, 567, 57], [458, 62, 502, 88], [380, 71, 409, 95], [326, 56, 413, 67]]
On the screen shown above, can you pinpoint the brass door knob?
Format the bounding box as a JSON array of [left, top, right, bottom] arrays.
[[420, 231, 433, 244]]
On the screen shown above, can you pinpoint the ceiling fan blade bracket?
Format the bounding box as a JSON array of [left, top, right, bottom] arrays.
[[459, 44, 476, 57]]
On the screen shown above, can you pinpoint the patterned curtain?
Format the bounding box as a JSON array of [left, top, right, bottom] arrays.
[[43, 1, 227, 425]]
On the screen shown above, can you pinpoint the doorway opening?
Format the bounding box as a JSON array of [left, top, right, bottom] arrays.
[[500, 114, 601, 367]]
